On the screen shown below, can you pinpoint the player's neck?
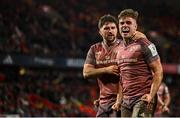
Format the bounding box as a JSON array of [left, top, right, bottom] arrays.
[[123, 32, 136, 45], [123, 37, 132, 46]]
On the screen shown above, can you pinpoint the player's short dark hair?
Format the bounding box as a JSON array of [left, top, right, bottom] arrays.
[[98, 14, 118, 29], [118, 9, 138, 20]]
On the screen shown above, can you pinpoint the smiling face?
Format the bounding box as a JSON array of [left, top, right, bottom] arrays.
[[99, 22, 118, 45], [119, 17, 137, 39]]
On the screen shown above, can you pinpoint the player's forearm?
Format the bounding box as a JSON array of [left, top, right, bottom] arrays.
[[83, 66, 107, 79], [150, 71, 163, 99], [158, 95, 164, 106], [116, 85, 123, 103], [164, 95, 171, 106]]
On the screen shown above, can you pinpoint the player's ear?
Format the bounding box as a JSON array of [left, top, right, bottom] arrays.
[[135, 23, 137, 30]]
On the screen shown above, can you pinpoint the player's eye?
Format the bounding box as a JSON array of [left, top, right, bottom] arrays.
[[104, 27, 110, 30], [126, 21, 132, 25], [119, 22, 124, 25], [111, 26, 116, 29]]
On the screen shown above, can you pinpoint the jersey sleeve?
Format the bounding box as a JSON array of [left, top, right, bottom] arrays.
[[140, 38, 160, 64], [84, 46, 96, 65]]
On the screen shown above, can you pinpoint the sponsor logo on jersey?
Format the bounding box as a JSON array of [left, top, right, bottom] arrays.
[[129, 45, 140, 52], [148, 43, 158, 56]]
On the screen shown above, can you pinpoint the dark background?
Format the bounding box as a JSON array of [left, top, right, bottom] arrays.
[[0, 0, 179, 117]]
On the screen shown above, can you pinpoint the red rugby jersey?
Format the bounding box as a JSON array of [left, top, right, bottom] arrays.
[[84, 39, 121, 104], [116, 38, 160, 107]]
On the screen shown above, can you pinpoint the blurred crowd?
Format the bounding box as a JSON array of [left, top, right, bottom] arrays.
[[0, 0, 179, 117], [0, 67, 98, 117], [0, 0, 179, 62], [0, 68, 179, 117]]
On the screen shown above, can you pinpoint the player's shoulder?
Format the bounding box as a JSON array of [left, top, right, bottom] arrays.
[[90, 42, 103, 49], [136, 37, 152, 46], [92, 42, 103, 47]]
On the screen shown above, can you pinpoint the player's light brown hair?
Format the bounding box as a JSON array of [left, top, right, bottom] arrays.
[[118, 9, 139, 20], [98, 14, 118, 29]]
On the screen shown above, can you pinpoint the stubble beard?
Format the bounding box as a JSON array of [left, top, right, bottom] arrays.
[[104, 37, 117, 46]]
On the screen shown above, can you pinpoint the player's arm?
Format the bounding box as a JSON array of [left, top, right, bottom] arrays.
[[83, 64, 119, 79], [164, 85, 171, 107], [163, 91, 171, 112], [112, 82, 122, 111], [157, 94, 164, 106], [116, 82, 123, 105], [157, 94, 170, 112], [164, 94, 171, 107], [141, 40, 163, 103], [83, 45, 107, 79], [132, 31, 147, 40], [83, 45, 119, 79], [148, 58, 163, 101]]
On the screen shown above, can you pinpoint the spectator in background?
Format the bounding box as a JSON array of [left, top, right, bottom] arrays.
[[154, 82, 171, 117]]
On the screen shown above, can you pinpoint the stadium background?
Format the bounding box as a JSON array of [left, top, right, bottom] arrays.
[[0, 0, 179, 117]]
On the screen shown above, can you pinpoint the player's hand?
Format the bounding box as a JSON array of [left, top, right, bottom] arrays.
[[162, 105, 170, 113], [93, 99, 100, 107], [105, 65, 119, 76], [112, 101, 121, 111], [141, 94, 153, 104], [132, 31, 147, 40]]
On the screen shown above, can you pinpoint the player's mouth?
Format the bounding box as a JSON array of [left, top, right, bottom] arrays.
[[107, 33, 115, 37], [121, 27, 130, 34], [106, 34, 115, 41], [107, 34, 114, 37]]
